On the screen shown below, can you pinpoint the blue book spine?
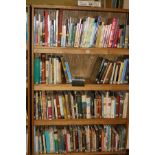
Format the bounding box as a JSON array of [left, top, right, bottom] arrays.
[[65, 61, 72, 83], [34, 56, 40, 84], [45, 130, 50, 153], [121, 59, 127, 83]]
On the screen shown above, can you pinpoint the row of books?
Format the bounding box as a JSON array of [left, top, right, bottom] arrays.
[[34, 9, 59, 46], [94, 58, 129, 84], [61, 16, 128, 48], [34, 125, 126, 153], [111, 0, 124, 8], [34, 91, 128, 120], [34, 9, 129, 48], [34, 54, 72, 84]]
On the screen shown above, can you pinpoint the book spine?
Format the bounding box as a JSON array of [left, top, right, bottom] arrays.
[[86, 97, 91, 119], [47, 95, 52, 119], [44, 10, 48, 45], [41, 54, 46, 84], [58, 95, 64, 118], [45, 130, 50, 153], [65, 61, 72, 83], [34, 55, 41, 84], [56, 95, 61, 119], [54, 98, 58, 119]]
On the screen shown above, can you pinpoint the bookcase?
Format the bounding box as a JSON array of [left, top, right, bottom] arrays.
[[26, 5, 31, 155], [31, 4, 129, 155]]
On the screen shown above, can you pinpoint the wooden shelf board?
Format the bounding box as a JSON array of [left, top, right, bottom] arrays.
[[32, 5, 129, 13], [34, 47, 129, 55], [34, 84, 129, 91], [34, 118, 128, 126], [32, 150, 126, 155]]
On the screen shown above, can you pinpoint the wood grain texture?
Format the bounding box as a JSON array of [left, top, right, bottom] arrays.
[[32, 151, 127, 155], [34, 118, 128, 126], [34, 47, 129, 55], [31, 5, 128, 13], [26, 6, 31, 155], [34, 84, 129, 91]]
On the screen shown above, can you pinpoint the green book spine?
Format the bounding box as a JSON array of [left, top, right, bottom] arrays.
[[34, 55, 40, 84]]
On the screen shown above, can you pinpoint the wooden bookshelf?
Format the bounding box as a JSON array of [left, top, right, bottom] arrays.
[[32, 151, 127, 155], [32, 5, 129, 13], [34, 118, 128, 126], [34, 46, 129, 55], [31, 3, 129, 155], [34, 84, 129, 91], [26, 5, 30, 155]]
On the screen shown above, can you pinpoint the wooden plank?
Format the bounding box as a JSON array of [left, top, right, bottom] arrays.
[[32, 151, 126, 155], [34, 84, 129, 91], [34, 118, 128, 126], [34, 47, 129, 55], [32, 5, 129, 13]]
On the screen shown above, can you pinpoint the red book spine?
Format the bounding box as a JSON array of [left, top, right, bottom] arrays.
[[44, 10, 48, 45], [47, 96, 52, 119], [56, 95, 61, 119], [48, 106, 52, 119], [75, 130, 78, 151], [108, 17, 118, 48], [116, 95, 120, 118], [113, 27, 120, 48], [41, 54, 46, 84]]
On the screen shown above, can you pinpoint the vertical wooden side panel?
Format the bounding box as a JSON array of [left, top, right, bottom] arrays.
[[31, 6, 35, 155]]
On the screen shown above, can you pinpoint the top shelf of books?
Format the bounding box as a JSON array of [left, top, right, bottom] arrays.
[[32, 5, 129, 13]]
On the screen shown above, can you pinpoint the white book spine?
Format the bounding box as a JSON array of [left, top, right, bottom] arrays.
[[123, 92, 129, 118], [35, 135, 38, 153], [58, 95, 64, 118]]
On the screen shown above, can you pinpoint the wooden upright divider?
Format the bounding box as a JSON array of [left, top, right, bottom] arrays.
[[26, 5, 31, 155], [31, 4, 129, 155]]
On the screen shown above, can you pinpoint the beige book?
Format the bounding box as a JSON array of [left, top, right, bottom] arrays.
[[117, 62, 124, 84]]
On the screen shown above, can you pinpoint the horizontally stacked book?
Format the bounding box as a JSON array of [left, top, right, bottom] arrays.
[[34, 125, 126, 153], [34, 9, 129, 48], [34, 91, 128, 120]]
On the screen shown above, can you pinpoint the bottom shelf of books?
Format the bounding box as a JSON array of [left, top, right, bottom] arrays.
[[34, 125, 127, 154]]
